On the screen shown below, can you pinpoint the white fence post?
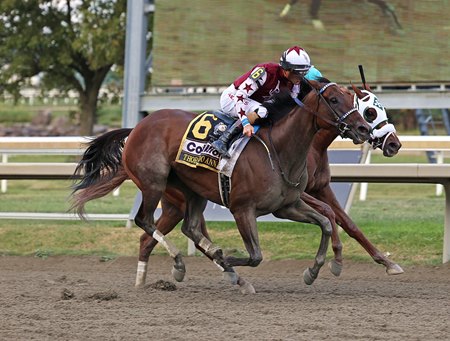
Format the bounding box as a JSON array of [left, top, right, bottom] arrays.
[[1, 154, 7, 193], [359, 148, 371, 201], [113, 187, 120, 196], [436, 151, 444, 196]]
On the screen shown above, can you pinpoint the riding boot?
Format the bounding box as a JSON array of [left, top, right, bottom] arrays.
[[211, 120, 242, 158]]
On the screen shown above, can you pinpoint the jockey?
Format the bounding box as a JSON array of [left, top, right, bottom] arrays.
[[212, 46, 322, 158]]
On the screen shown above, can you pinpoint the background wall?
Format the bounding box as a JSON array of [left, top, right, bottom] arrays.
[[152, 0, 449, 86]]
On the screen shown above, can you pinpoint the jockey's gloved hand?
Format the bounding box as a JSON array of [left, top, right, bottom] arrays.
[[243, 124, 254, 137]]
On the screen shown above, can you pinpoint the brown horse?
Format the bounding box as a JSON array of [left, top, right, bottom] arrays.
[[71, 78, 371, 293], [133, 84, 403, 288]]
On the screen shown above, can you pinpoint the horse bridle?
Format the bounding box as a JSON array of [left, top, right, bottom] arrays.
[[294, 81, 359, 137], [264, 81, 359, 188], [369, 120, 394, 150]]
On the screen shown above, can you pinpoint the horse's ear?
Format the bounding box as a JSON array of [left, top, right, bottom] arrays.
[[351, 83, 365, 99], [364, 83, 372, 91]]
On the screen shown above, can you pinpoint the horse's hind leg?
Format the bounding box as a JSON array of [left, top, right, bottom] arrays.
[[136, 193, 185, 287], [315, 185, 403, 275], [134, 186, 184, 285], [273, 199, 332, 285]]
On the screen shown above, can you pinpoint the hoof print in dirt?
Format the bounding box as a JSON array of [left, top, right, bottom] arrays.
[[61, 288, 75, 300], [148, 280, 177, 291], [87, 290, 119, 301]]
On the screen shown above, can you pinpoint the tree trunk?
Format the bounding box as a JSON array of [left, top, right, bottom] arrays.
[[79, 89, 99, 136], [77, 66, 112, 136]]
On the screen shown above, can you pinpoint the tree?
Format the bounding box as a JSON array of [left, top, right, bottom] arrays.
[[0, 0, 127, 135]]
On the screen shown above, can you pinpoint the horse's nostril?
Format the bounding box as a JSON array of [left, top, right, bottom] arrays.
[[389, 142, 401, 151], [358, 126, 370, 137]]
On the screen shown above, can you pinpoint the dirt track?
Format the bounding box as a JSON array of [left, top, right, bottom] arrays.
[[0, 255, 449, 340]]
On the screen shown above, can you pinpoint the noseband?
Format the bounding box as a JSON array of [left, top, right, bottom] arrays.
[[369, 121, 397, 151]]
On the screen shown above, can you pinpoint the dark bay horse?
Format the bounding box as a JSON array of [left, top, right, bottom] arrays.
[[132, 84, 403, 288], [71, 79, 371, 293], [300, 84, 403, 275]]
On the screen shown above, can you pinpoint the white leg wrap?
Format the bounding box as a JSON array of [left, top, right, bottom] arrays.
[[153, 230, 180, 258], [135, 261, 148, 287], [137, 260, 147, 273], [199, 237, 221, 256]]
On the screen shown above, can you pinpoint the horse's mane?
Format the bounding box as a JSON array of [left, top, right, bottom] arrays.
[[261, 76, 331, 124]]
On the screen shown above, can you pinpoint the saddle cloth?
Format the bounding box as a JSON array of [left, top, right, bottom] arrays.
[[175, 111, 257, 174]]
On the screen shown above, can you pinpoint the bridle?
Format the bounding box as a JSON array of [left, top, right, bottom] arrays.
[[293, 81, 359, 138], [369, 121, 396, 151], [265, 81, 360, 187]]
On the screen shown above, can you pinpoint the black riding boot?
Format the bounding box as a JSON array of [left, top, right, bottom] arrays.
[[211, 120, 242, 158]]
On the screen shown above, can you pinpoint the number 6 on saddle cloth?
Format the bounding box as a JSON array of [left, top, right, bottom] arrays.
[[175, 110, 260, 173]]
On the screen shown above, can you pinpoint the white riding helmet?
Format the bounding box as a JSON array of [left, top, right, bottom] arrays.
[[279, 46, 311, 75]]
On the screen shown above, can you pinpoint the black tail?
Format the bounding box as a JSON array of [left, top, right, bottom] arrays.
[[72, 128, 133, 192]]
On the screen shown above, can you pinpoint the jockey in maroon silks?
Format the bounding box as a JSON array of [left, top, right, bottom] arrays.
[[212, 46, 322, 158]]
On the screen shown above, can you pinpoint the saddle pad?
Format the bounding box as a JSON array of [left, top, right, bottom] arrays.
[[175, 112, 259, 173], [217, 136, 250, 176], [175, 112, 226, 172]]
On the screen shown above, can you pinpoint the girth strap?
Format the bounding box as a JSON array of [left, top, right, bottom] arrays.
[[218, 173, 231, 208]]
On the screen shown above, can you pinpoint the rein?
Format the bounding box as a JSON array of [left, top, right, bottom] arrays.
[[294, 81, 358, 137], [267, 124, 304, 187], [264, 81, 358, 187], [309, 81, 358, 137]]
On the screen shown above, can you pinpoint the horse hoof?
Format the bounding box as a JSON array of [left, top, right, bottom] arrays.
[[328, 259, 343, 277], [386, 263, 404, 275], [171, 266, 186, 282], [303, 268, 315, 285], [238, 279, 256, 294], [223, 271, 239, 285]]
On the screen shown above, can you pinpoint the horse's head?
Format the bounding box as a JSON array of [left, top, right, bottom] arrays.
[[303, 78, 371, 144], [351, 84, 402, 157]]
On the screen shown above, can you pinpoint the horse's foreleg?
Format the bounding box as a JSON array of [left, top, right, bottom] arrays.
[[224, 209, 263, 269], [301, 192, 343, 276], [273, 199, 332, 285], [316, 185, 403, 275], [181, 194, 255, 294]]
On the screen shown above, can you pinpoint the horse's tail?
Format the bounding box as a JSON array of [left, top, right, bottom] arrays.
[[70, 128, 132, 218]]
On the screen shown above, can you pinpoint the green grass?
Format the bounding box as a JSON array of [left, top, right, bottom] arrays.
[[0, 102, 78, 124], [0, 102, 122, 128], [0, 176, 445, 265]]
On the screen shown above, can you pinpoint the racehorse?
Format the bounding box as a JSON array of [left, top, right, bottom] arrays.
[[71, 78, 371, 293], [132, 83, 403, 288]]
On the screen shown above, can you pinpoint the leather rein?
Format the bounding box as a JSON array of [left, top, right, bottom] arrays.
[[265, 82, 359, 187]]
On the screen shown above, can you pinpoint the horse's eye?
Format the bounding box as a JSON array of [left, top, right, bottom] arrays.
[[363, 108, 377, 123], [330, 97, 338, 104]]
